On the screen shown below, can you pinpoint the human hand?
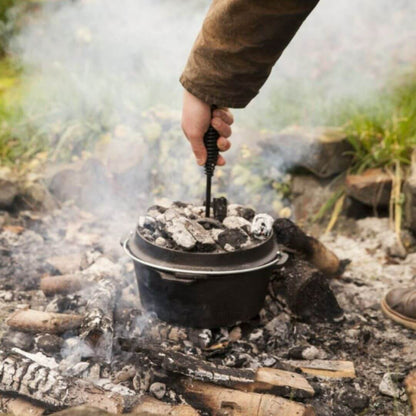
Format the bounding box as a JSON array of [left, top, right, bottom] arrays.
[[181, 89, 233, 166]]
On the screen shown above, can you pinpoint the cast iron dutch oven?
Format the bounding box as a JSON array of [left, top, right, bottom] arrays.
[[122, 227, 287, 328]]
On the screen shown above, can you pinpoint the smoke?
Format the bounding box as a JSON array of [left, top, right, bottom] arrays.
[[9, 0, 416, 214]]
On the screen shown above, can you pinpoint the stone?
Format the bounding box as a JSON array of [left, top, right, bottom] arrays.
[[290, 174, 341, 221], [36, 334, 64, 354], [217, 228, 248, 250], [345, 168, 392, 207], [0, 167, 18, 208], [1, 329, 34, 350], [46, 253, 82, 275], [404, 161, 416, 233], [260, 126, 353, 178], [338, 386, 369, 412], [22, 180, 58, 211], [379, 372, 406, 400], [149, 382, 166, 399]]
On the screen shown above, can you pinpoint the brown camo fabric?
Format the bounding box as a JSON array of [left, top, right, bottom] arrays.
[[180, 0, 320, 108]]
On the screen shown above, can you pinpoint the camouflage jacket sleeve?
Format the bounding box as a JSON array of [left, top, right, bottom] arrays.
[[180, 0, 319, 108]]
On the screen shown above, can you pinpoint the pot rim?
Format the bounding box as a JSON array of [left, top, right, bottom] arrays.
[[122, 236, 288, 275]]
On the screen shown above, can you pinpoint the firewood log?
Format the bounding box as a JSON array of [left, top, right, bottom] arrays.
[[119, 338, 255, 386], [40, 274, 87, 295], [80, 278, 117, 362], [0, 351, 127, 413], [132, 396, 200, 416], [405, 371, 416, 416], [180, 379, 315, 416], [273, 218, 341, 276], [0, 394, 45, 416], [6, 309, 83, 334], [273, 258, 343, 321], [234, 367, 314, 399], [284, 359, 356, 378]]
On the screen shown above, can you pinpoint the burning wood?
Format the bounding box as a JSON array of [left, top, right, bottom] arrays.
[[180, 379, 316, 416], [273, 218, 342, 275], [6, 309, 83, 334], [0, 351, 128, 412], [285, 359, 356, 379], [0, 395, 45, 416], [40, 274, 87, 295], [273, 259, 344, 321], [132, 396, 199, 416]]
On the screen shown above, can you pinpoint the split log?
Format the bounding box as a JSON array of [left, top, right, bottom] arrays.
[[405, 370, 416, 416], [285, 360, 356, 379], [180, 379, 315, 416], [0, 351, 127, 412], [80, 278, 116, 362], [40, 274, 87, 295], [6, 309, 83, 334], [234, 367, 314, 399], [132, 396, 200, 416], [273, 259, 343, 321], [273, 218, 342, 276], [0, 394, 45, 416], [120, 339, 255, 386]]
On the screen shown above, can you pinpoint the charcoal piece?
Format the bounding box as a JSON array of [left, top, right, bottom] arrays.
[[251, 214, 274, 239], [218, 228, 248, 250], [165, 219, 196, 251], [338, 386, 369, 412], [185, 220, 216, 252], [147, 204, 167, 215], [223, 216, 251, 233], [172, 201, 189, 209], [197, 218, 225, 230], [1, 329, 33, 351], [274, 259, 344, 322], [213, 197, 228, 222], [36, 334, 64, 355], [227, 204, 256, 221]]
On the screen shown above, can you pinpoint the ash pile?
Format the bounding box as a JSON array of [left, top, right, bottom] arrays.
[[0, 202, 414, 416]]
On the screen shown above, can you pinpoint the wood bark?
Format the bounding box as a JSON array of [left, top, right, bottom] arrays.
[[273, 259, 343, 321], [405, 370, 416, 416], [120, 339, 255, 386], [234, 367, 314, 399], [0, 351, 126, 413], [0, 394, 45, 416], [273, 218, 341, 275], [132, 396, 200, 416], [180, 379, 315, 416], [285, 360, 356, 378], [40, 274, 87, 295], [6, 310, 83, 334]]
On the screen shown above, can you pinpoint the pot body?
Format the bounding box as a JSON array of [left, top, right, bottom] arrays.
[[134, 262, 271, 328]]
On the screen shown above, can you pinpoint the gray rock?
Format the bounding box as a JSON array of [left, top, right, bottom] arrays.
[[149, 382, 166, 399], [404, 159, 416, 233], [1, 329, 34, 350], [379, 372, 406, 400], [0, 167, 18, 208]]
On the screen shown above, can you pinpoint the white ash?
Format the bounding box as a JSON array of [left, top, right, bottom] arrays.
[[137, 200, 271, 253]]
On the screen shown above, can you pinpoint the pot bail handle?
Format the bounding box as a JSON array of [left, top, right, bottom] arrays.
[[204, 105, 220, 218]]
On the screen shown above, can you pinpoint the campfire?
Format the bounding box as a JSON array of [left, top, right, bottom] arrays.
[[0, 195, 413, 416]]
